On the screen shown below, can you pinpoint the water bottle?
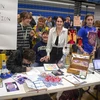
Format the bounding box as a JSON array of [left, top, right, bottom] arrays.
[[2, 60, 7, 75], [57, 47, 68, 68], [1, 60, 12, 79], [57, 55, 65, 68]]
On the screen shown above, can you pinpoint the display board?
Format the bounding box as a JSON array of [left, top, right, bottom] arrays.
[[0, 0, 18, 50]]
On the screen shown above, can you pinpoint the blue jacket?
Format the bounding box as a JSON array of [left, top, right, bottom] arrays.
[[33, 41, 47, 65]]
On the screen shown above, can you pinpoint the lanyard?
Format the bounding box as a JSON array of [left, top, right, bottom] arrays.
[[20, 23, 28, 40]]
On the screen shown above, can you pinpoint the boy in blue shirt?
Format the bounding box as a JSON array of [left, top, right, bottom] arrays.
[[33, 31, 49, 66]]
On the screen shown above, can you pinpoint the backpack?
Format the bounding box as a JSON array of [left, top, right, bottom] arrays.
[[59, 89, 79, 100]]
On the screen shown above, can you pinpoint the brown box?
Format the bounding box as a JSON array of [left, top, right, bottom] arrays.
[[67, 53, 90, 75]]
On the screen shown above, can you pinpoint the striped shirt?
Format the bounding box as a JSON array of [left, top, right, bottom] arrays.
[[17, 24, 32, 49]]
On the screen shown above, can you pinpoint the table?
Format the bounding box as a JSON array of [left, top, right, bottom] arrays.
[[0, 63, 100, 100]]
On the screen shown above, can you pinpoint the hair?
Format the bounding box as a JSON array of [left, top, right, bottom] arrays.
[[42, 30, 49, 35], [94, 20, 100, 28], [85, 14, 94, 20], [94, 20, 100, 38], [66, 16, 70, 19], [38, 16, 46, 22], [84, 14, 94, 25], [20, 11, 32, 21], [56, 16, 65, 23], [23, 49, 35, 63], [47, 16, 52, 19]]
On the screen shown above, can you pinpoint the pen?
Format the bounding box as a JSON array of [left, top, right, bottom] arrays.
[[73, 76, 80, 82]]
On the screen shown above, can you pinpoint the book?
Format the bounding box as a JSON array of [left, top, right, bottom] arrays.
[[24, 79, 47, 92], [44, 64, 59, 71], [5, 82, 19, 92], [63, 75, 86, 86], [77, 38, 83, 47]]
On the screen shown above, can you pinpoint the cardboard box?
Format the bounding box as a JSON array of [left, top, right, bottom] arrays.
[[67, 53, 90, 75]]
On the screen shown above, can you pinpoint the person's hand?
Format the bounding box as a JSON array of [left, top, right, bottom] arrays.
[[38, 32, 42, 37], [83, 51, 89, 55], [40, 57, 45, 62], [30, 30, 34, 37], [26, 67, 32, 72], [45, 56, 50, 62], [91, 49, 96, 56]]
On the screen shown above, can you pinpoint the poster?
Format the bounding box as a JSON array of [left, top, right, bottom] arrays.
[[67, 29, 77, 44], [73, 16, 81, 27], [0, 0, 18, 50]]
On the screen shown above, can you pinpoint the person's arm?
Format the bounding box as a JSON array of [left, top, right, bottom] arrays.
[[33, 43, 41, 62], [7, 63, 26, 73], [6, 49, 27, 73], [91, 39, 97, 55], [63, 29, 68, 55], [6, 51, 26, 73], [46, 28, 53, 57], [45, 28, 53, 62], [77, 27, 88, 54]]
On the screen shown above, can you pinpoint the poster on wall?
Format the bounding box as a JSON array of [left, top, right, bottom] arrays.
[[73, 16, 81, 27], [0, 0, 18, 50]]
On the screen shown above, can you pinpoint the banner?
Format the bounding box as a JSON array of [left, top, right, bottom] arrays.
[[0, 0, 18, 50]]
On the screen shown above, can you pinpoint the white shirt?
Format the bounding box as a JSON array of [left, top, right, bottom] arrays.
[[46, 27, 68, 56]]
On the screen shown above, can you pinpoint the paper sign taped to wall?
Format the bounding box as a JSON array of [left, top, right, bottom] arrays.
[[73, 16, 81, 26], [0, 0, 18, 50]]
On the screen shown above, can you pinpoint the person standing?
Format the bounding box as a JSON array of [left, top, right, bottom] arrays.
[[32, 16, 49, 47], [94, 20, 100, 59], [17, 11, 33, 49], [45, 16, 68, 63], [33, 31, 49, 66], [30, 12, 36, 27], [77, 14, 97, 55], [64, 16, 71, 29], [46, 16, 53, 29]]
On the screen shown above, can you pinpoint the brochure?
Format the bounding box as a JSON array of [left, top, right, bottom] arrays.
[[24, 80, 47, 92], [44, 64, 59, 71]]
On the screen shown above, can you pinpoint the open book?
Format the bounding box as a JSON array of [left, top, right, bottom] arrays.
[[24, 79, 47, 92], [63, 75, 86, 86]]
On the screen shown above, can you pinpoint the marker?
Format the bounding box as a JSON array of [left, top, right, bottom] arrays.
[[73, 76, 80, 82]]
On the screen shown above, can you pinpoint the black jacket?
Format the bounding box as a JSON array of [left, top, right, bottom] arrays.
[[6, 49, 26, 73]]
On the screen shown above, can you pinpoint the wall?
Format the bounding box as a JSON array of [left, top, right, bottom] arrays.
[[18, 0, 95, 20], [94, 5, 100, 20]]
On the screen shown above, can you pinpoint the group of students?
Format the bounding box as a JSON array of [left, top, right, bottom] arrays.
[[6, 12, 100, 100]]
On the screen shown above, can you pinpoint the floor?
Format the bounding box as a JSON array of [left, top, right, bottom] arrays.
[[81, 86, 100, 100]]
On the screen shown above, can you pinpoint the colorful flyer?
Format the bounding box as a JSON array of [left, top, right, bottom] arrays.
[[5, 82, 19, 92], [44, 64, 59, 71]]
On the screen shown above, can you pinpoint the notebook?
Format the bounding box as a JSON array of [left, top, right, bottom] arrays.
[[93, 59, 100, 73]]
